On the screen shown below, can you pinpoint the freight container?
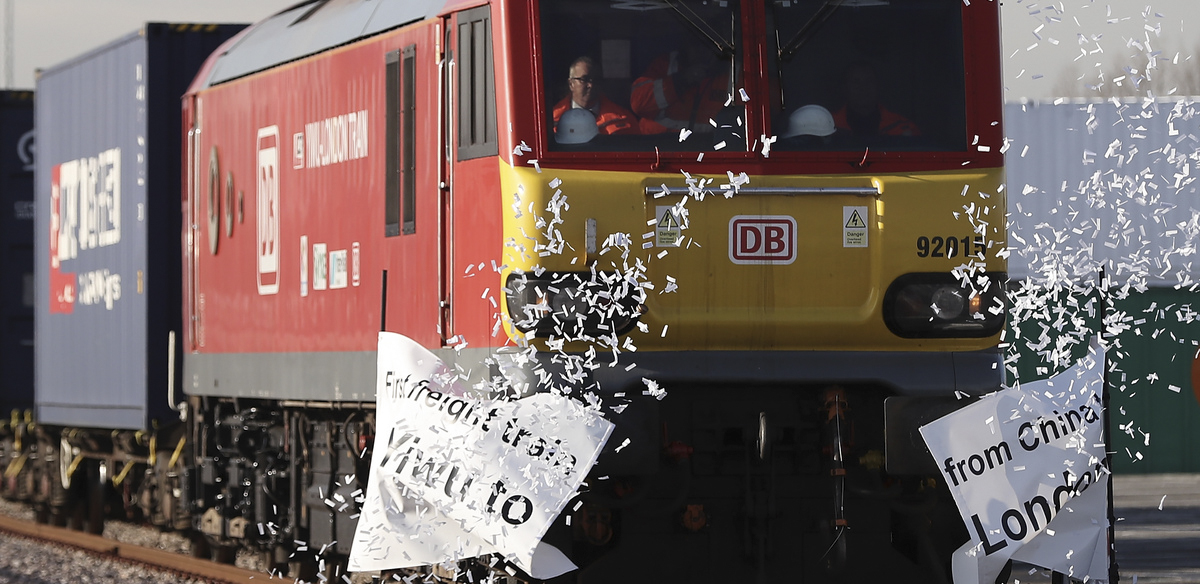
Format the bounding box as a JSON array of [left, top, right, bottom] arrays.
[[0, 91, 34, 418], [1004, 99, 1200, 473], [34, 23, 245, 430]]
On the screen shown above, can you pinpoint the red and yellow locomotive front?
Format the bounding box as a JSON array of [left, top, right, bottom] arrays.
[[495, 0, 1006, 581], [503, 0, 1004, 354], [183, 0, 1005, 580]]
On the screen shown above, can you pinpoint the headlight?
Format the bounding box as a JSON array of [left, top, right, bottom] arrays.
[[929, 287, 965, 320], [550, 285, 590, 318], [505, 271, 643, 338], [883, 272, 1006, 338]]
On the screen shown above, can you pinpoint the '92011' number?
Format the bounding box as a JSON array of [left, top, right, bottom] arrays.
[[916, 236, 984, 258]]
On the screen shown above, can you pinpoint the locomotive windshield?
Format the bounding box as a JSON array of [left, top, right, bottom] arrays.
[[768, 0, 967, 152], [541, 0, 745, 152], [540, 0, 968, 154]]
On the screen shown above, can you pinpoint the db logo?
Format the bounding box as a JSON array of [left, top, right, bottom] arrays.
[[256, 126, 281, 295], [729, 215, 796, 265]]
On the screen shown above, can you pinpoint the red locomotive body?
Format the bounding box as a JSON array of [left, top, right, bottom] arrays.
[[182, 2, 520, 568], [186, 16, 486, 396]]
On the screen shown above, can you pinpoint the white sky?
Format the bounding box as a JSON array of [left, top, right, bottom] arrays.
[[10, 0, 295, 88], [1001, 0, 1200, 99], [8, 0, 1200, 99]]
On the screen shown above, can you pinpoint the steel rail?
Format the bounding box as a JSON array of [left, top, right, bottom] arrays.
[[0, 513, 263, 584]]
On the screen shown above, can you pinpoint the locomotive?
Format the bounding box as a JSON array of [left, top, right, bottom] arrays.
[[15, 0, 1008, 582]]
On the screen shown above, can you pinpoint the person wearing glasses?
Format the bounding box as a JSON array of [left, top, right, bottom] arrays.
[[552, 56, 643, 137]]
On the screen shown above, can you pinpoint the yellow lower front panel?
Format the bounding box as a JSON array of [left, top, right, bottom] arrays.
[[499, 161, 1005, 353]]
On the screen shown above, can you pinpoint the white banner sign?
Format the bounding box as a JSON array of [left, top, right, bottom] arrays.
[[920, 336, 1111, 584], [349, 333, 614, 578]]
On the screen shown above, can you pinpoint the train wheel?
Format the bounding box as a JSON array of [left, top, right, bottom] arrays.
[[39, 458, 69, 530], [33, 503, 49, 524], [48, 507, 68, 527], [0, 461, 11, 500], [45, 478, 69, 527], [212, 543, 236, 565], [66, 497, 85, 531], [320, 556, 351, 584], [85, 461, 107, 535], [189, 532, 211, 558], [33, 451, 55, 515], [290, 558, 318, 582], [259, 546, 288, 576]]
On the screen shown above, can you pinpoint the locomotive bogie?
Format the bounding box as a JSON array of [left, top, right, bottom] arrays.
[[189, 396, 373, 574], [2, 420, 188, 537]]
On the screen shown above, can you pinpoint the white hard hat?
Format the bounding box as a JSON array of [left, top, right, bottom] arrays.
[[556, 108, 599, 144], [786, 104, 836, 138]]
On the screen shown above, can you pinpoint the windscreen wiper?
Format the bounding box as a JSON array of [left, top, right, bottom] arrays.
[[778, 0, 845, 62], [662, 0, 736, 58]]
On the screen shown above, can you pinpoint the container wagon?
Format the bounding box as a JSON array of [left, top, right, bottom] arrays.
[[31, 22, 245, 531]]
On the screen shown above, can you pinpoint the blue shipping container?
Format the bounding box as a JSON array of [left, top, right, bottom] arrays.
[[0, 91, 34, 418], [34, 24, 244, 430]]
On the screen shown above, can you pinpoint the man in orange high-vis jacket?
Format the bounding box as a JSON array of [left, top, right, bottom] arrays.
[[630, 45, 727, 134], [831, 62, 920, 137], [552, 56, 642, 136]]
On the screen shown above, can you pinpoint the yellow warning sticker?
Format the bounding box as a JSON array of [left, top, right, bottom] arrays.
[[843, 206, 868, 247]]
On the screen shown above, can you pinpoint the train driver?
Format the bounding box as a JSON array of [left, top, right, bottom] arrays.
[[552, 56, 643, 136], [630, 42, 727, 134], [832, 61, 920, 137]]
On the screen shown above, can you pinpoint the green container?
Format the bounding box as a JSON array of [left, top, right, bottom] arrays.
[[1006, 286, 1200, 474]]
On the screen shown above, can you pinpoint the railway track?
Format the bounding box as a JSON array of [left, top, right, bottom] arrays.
[[3, 473, 1196, 583], [0, 513, 265, 584]]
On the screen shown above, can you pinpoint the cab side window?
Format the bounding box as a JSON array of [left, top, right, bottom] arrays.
[[385, 46, 417, 236], [457, 6, 498, 160]]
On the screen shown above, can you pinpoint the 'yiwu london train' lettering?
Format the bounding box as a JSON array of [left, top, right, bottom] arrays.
[[303, 110, 368, 169]]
